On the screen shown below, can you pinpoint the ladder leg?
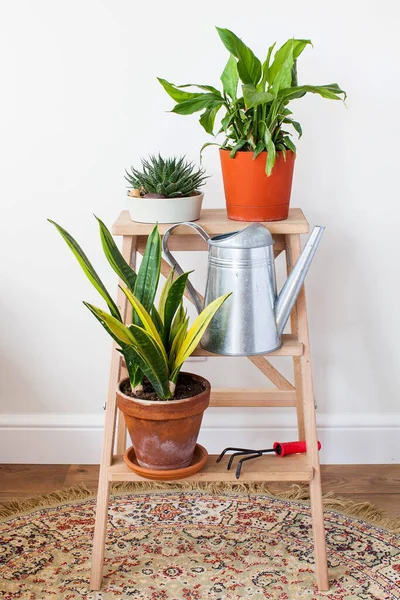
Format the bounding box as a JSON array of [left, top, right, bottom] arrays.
[[90, 235, 136, 590], [285, 234, 305, 440], [287, 234, 329, 592]]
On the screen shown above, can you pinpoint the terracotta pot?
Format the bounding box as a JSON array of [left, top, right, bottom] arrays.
[[219, 149, 295, 222], [116, 372, 210, 471]]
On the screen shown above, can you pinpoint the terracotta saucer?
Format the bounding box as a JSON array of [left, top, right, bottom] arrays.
[[123, 444, 209, 481]]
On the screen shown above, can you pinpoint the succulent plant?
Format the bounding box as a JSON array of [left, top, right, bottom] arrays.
[[125, 155, 208, 199]]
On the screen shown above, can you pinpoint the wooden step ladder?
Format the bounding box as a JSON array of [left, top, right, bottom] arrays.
[[90, 208, 329, 592]]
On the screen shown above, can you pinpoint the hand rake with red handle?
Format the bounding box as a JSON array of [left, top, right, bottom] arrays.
[[217, 441, 322, 479]]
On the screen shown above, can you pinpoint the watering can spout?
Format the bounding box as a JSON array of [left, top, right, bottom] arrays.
[[275, 226, 325, 337]]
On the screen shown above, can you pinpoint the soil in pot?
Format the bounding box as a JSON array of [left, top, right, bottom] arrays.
[[120, 373, 206, 401], [220, 149, 295, 222], [117, 372, 210, 472]]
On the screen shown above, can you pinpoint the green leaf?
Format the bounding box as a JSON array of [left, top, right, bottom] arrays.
[[172, 94, 224, 115], [173, 293, 232, 370], [120, 348, 143, 389], [128, 324, 171, 399], [264, 129, 276, 176], [121, 287, 167, 360], [133, 224, 161, 316], [83, 302, 142, 388], [253, 140, 265, 160], [84, 302, 134, 345], [199, 105, 222, 135], [242, 84, 275, 109], [278, 83, 346, 102], [221, 54, 239, 99], [48, 219, 121, 322], [177, 83, 222, 95], [260, 42, 276, 90], [200, 141, 221, 161], [151, 305, 165, 339], [86, 302, 170, 398], [158, 268, 175, 322], [169, 302, 186, 344], [157, 78, 200, 102], [269, 39, 312, 94], [168, 318, 189, 373], [95, 216, 136, 292], [163, 272, 192, 345], [216, 27, 261, 85], [282, 136, 297, 153], [284, 118, 302, 138], [229, 139, 247, 158]]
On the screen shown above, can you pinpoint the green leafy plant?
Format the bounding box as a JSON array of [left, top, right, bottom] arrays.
[[48, 217, 230, 400], [125, 155, 208, 198], [159, 28, 346, 175]]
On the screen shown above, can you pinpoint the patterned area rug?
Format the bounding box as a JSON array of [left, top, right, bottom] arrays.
[[0, 484, 399, 599]]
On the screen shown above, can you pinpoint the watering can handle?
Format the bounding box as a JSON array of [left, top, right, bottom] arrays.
[[162, 222, 210, 315]]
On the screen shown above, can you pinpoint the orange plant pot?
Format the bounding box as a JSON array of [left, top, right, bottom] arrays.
[[117, 373, 210, 472], [219, 149, 296, 222]]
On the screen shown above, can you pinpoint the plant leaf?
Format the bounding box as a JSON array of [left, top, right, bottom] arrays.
[[133, 224, 161, 316], [278, 83, 346, 102], [95, 216, 136, 292], [177, 83, 222, 95], [120, 348, 143, 389], [253, 140, 265, 160], [221, 54, 239, 99], [163, 272, 192, 345], [151, 304, 165, 338], [260, 42, 276, 90], [128, 324, 171, 399], [264, 129, 276, 176], [284, 118, 302, 138], [168, 317, 189, 373], [158, 268, 175, 321], [283, 136, 297, 153], [87, 302, 170, 398], [121, 287, 167, 360], [229, 139, 247, 158], [242, 84, 275, 109], [269, 39, 312, 93], [200, 141, 221, 161], [48, 219, 121, 321], [216, 27, 261, 85], [172, 94, 225, 115], [84, 302, 134, 345], [174, 293, 232, 369], [157, 78, 200, 102], [84, 302, 142, 388], [199, 105, 222, 135]]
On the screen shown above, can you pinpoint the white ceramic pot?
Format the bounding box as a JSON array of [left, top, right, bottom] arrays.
[[127, 193, 204, 224]]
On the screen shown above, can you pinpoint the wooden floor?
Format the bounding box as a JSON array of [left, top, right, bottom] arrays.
[[0, 464, 399, 519]]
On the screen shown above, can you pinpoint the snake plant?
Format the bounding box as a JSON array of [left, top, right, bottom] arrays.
[[125, 155, 207, 198], [48, 218, 230, 400], [159, 28, 346, 175]]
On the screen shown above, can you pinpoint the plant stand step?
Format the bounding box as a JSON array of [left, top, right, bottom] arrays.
[[89, 208, 329, 593], [108, 453, 313, 483]]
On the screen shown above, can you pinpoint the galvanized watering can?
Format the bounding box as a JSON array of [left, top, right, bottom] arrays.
[[163, 223, 324, 356]]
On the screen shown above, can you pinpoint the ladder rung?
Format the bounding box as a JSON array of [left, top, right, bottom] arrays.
[[210, 389, 296, 407], [192, 334, 303, 357]]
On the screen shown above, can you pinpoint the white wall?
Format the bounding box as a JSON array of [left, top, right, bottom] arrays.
[[1, 0, 399, 463]]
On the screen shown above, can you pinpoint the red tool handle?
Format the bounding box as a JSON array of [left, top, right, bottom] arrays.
[[273, 441, 322, 457]]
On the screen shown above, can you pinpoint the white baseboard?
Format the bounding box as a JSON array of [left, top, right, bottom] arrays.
[[0, 411, 399, 464]]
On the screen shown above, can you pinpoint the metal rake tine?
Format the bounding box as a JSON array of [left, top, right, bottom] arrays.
[[216, 447, 257, 463], [227, 450, 259, 470], [236, 452, 263, 479]]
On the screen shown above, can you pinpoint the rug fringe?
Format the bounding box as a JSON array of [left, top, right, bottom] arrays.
[[1, 481, 399, 533]]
